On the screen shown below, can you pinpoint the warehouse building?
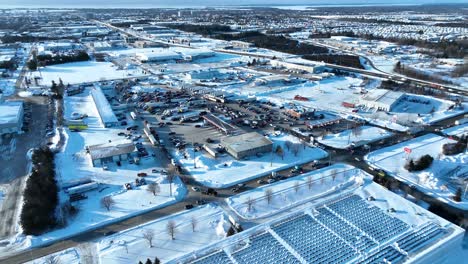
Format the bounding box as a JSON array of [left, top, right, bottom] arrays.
[[221, 132, 273, 159], [0, 100, 23, 136], [136, 50, 183, 63], [90, 86, 119, 128], [88, 140, 136, 167], [359, 89, 405, 112]]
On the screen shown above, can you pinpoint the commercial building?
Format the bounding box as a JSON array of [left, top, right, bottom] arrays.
[[87, 140, 136, 167], [136, 50, 183, 63], [221, 132, 273, 159], [90, 86, 119, 128], [359, 89, 405, 112], [0, 101, 23, 136]]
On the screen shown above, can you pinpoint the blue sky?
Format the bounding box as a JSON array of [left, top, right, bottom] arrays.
[[2, 0, 466, 7]]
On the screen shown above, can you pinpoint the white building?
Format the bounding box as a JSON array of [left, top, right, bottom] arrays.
[[359, 89, 405, 112], [0, 101, 23, 135], [90, 86, 119, 128], [88, 140, 136, 167], [136, 50, 183, 63]]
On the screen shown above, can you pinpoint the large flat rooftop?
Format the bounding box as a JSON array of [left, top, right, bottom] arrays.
[[0, 101, 23, 126]]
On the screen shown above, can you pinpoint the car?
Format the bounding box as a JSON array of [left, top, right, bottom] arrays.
[[151, 169, 159, 173], [103, 165, 109, 171], [166, 122, 173, 125], [137, 172, 148, 177], [196, 200, 207, 205], [354, 157, 362, 162], [46, 131, 55, 137], [231, 187, 240, 192], [191, 186, 200, 192], [168, 131, 176, 135], [185, 204, 194, 210], [267, 179, 276, 184], [257, 179, 266, 184]]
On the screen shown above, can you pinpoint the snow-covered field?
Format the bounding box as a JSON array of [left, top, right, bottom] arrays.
[[98, 204, 231, 264], [30, 61, 148, 86], [227, 164, 364, 220], [26, 248, 80, 264], [443, 123, 468, 137], [171, 134, 328, 188], [317, 125, 392, 149], [366, 133, 468, 210]]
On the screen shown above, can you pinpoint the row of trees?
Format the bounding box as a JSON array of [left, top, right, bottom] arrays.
[[34, 50, 90, 67], [20, 147, 59, 235], [394, 61, 454, 85], [404, 154, 434, 172]]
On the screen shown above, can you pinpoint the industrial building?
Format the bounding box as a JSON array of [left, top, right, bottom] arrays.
[[221, 132, 273, 159], [136, 50, 183, 63], [90, 86, 119, 128], [87, 140, 136, 167], [359, 89, 405, 112], [0, 100, 23, 136]]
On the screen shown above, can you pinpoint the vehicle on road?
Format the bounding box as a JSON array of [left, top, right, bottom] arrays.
[[191, 186, 200, 192], [185, 204, 194, 210]]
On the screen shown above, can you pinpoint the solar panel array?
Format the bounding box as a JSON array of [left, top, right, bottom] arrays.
[[188, 195, 447, 264]]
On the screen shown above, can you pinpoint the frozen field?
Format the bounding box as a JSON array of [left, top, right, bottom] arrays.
[[171, 134, 328, 188], [366, 133, 468, 210], [98, 204, 231, 264], [227, 164, 364, 220], [317, 125, 393, 149], [30, 61, 148, 85]]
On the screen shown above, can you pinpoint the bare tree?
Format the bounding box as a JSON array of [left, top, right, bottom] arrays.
[[246, 197, 255, 212], [265, 188, 273, 204], [352, 125, 362, 138], [306, 177, 313, 190], [285, 141, 293, 151], [142, 229, 155, 248], [275, 145, 284, 160], [331, 169, 338, 182], [101, 196, 115, 211], [294, 181, 300, 193], [44, 255, 60, 264], [147, 182, 160, 196], [191, 216, 197, 232], [292, 144, 301, 157], [167, 220, 177, 240]]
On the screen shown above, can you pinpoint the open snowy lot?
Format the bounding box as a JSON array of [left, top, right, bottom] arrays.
[[97, 204, 232, 264], [171, 134, 328, 188], [26, 248, 80, 264], [317, 125, 392, 149], [14, 89, 187, 248], [443, 123, 468, 137], [365, 133, 467, 210], [29, 61, 148, 86], [227, 164, 364, 220]]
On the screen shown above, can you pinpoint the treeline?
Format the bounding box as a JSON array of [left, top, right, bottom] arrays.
[[35, 50, 90, 67], [434, 22, 468, 28], [361, 34, 466, 58], [20, 147, 59, 235], [303, 54, 364, 69], [0, 35, 75, 44], [0, 60, 17, 71], [394, 62, 453, 85], [165, 23, 232, 36]]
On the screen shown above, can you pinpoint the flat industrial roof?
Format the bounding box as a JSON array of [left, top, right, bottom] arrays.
[[90, 86, 118, 125], [360, 89, 405, 106], [221, 132, 273, 153], [88, 140, 135, 160]]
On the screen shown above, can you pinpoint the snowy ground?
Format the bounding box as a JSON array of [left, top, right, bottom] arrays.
[[365, 133, 468, 210], [227, 164, 364, 220], [443, 123, 468, 137], [171, 133, 328, 188], [26, 248, 80, 264], [29, 61, 148, 86], [97, 204, 231, 264], [7, 88, 187, 250], [317, 125, 393, 149]]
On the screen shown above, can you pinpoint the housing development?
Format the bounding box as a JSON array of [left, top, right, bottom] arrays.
[[0, 2, 466, 264]]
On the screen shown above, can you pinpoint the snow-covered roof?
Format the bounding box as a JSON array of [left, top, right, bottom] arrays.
[[0, 101, 23, 127], [136, 50, 183, 62], [221, 132, 273, 153], [88, 140, 136, 160], [90, 86, 118, 126], [360, 89, 405, 107]]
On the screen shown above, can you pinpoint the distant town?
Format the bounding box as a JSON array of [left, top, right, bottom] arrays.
[[0, 3, 466, 264]]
